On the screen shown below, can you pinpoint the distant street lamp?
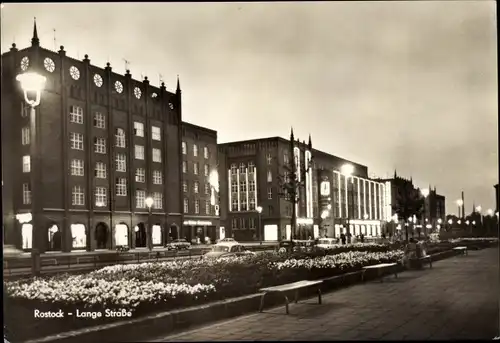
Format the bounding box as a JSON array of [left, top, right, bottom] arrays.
[[17, 72, 47, 277], [256, 206, 263, 244], [487, 208, 494, 216], [421, 188, 430, 238], [341, 164, 354, 239], [145, 197, 154, 251]]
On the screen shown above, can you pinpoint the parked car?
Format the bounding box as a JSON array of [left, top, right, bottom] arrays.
[[316, 238, 339, 250], [166, 239, 191, 250], [277, 240, 316, 253], [218, 237, 238, 243], [204, 242, 254, 259]]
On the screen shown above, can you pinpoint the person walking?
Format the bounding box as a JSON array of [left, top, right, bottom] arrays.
[[340, 233, 346, 245], [360, 233, 365, 243]]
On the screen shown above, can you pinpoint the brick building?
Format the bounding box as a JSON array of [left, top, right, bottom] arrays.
[[218, 131, 390, 241], [1, 23, 217, 252], [180, 122, 220, 244]]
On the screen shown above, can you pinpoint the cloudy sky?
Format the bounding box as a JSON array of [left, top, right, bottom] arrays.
[[1, 2, 497, 214]]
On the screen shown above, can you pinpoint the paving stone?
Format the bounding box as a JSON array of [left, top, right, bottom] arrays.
[[153, 248, 499, 342]]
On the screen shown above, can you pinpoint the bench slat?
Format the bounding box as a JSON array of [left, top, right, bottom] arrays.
[[362, 263, 397, 270], [260, 280, 322, 292]]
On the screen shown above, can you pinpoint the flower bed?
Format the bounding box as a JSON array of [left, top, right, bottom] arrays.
[[4, 249, 404, 341]]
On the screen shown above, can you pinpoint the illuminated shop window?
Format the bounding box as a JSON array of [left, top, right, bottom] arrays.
[[71, 224, 87, 250], [22, 224, 33, 249], [115, 224, 129, 247], [152, 225, 162, 245]]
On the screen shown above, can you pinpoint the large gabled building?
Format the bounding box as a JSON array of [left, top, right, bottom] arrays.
[[1, 21, 218, 252]]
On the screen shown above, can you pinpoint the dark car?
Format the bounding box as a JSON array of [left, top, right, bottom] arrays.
[[166, 239, 191, 250]]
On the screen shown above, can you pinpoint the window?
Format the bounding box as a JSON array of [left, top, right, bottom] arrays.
[[194, 200, 200, 214], [193, 162, 199, 175], [232, 218, 238, 229], [115, 128, 126, 148], [231, 199, 238, 211], [116, 178, 127, 196], [71, 159, 84, 176], [266, 153, 272, 165], [136, 190, 146, 208], [70, 132, 84, 150], [205, 200, 211, 215], [182, 161, 187, 173], [183, 198, 189, 213], [115, 153, 126, 172], [72, 186, 85, 205], [69, 105, 84, 124], [134, 122, 144, 137], [183, 181, 188, 193], [267, 187, 273, 200], [22, 155, 30, 173], [230, 164, 237, 175], [22, 183, 31, 204], [240, 218, 246, 229], [94, 137, 106, 154], [204, 164, 209, 177], [151, 126, 161, 141], [284, 171, 290, 183], [249, 180, 256, 192], [249, 198, 256, 210], [94, 112, 105, 128], [95, 162, 106, 179], [239, 163, 246, 174], [135, 168, 145, 183], [152, 170, 162, 185], [231, 181, 238, 193], [135, 145, 145, 160], [153, 192, 163, 209], [182, 141, 187, 155], [267, 170, 272, 182], [193, 144, 198, 157], [194, 181, 199, 194], [203, 146, 209, 159], [95, 187, 107, 207], [241, 199, 247, 211], [248, 162, 255, 173], [284, 154, 289, 164], [239, 180, 247, 192], [152, 148, 161, 163], [22, 127, 30, 145], [249, 218, 255, 229], [205, 183, 210, 195]]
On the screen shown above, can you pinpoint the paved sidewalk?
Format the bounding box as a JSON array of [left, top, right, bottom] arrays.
[[152, 248, 499, 341]]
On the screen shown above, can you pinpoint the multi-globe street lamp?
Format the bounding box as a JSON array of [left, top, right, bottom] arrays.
[[145, 196, 154, 251], [16, 72, 47, 277], [256, 206, 263, 244], [340, 164, 354, 239]]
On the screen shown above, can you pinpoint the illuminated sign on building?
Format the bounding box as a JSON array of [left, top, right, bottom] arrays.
[[183, 220, 213, 226]]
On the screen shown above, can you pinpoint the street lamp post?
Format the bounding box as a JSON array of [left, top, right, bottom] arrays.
[[17, 72, 46, 277], [421, 188, 430, 238], [145, 197, 154, 252], [256, 206, 263, 244], [341, 164, 354, 241]]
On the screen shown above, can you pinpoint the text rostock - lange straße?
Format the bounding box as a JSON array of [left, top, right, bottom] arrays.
[[33, 309, 133, 319]]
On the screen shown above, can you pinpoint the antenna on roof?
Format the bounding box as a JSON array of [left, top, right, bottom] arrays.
[[159, 73, 163, 85], [53, 28, 56, 51], [123, 58, 130, 72]]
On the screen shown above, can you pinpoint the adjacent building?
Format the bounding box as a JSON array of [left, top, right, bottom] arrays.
[[1, 23, 217, 252], [180, 122, 220, 243], [218, 131, 390, 241], [495, 184, 499, 213]]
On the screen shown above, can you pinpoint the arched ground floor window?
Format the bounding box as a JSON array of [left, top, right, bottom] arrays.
[[152, 224, 162, 245], [47, 224, 62, 251], [71, 224, 87, 250], [21, 224, 33, 250], [95, 222, 109, 249], [115, 223, 129, 247]]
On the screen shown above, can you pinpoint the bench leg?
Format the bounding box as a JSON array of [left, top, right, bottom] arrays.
[[317, 288, 322, 305], [429, 258, 433, 269], [284, 295, 290, 315], [259, 293, 267, 312], [361, 270, 366, 282], [294, 290, 299, 304], [379, 269, 384, 283]]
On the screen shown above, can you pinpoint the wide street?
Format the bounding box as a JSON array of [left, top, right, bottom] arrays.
[[152, 247, 499, 341]]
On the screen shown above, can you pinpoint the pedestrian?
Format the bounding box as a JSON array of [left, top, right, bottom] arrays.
[[347, 232, 352, 244], [360, 233, 365, 243], [340, 233, 346, 245]]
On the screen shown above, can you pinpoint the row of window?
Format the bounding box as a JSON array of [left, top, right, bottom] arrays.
[[181, 142, 210, 159], [182, 161, 211, 176], [182, 181, 211, 194], [183, 198, 213, 215], [230, 162, 257, 174], [231, 218, 257, 229]]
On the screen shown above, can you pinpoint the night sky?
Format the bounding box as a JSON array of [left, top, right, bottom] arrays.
[[2, 2, 497, 214]]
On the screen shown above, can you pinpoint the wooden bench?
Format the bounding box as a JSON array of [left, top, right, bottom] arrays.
[[453, 246, 468, 256], [361, 263, 398, 283], [416, 255, 432, 268], [259, 280, 323, 315]]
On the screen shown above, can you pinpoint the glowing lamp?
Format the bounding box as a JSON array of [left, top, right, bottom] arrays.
[[17, 72, 46, 93], [145, 197, 154, 209], [456, 199, 463, 207], [209, 170, 219, 193], [448, 219, 452, 225], [256, 206, 263, 214], [486, 209, 493, 216], [340, 164, 354, 177], [421, 188, 429, 198]]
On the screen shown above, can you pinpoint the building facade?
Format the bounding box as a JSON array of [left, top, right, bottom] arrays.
[[495, 184, 499, 213], [180, 122, 220, 244], [1, 24, 217, 252], [218, 133, 389, 241]]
